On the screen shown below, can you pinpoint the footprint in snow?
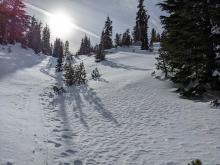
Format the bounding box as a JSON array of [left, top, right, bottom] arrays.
[[66, 149, 77, 154], [62, 135, 72, 139], [47, 140, 62, 148], [74, 160, 83, 165]]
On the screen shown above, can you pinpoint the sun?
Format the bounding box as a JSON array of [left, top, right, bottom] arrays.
[[48, 12, 74, 38]]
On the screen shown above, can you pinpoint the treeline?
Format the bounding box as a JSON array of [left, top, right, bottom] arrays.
[[156, 0, 220, 97], [76, 0, 160, 62], [0, 0, 72, 56]]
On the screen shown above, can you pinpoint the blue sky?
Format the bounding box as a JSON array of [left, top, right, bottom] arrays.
[[24, 0, 163, 52]]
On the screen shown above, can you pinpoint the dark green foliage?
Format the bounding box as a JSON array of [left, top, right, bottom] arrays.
[[114, 30, 132, 47], [64, 41, 70, 57], [150, 28, 160, 50], [188, 159, 202, 165], [122, 29, 132, 47], [210, 99, 220, 107], [91, 68, 101, 79], [114, 33, 122, 47], [180, 84, 206, 98], [53, 86, 66, 95], [42, 25, 52, 55], [133, 0, 150, 50], [95, 44, 105, 62], [64, 62, 87, 86], [157, 0, 220, 96], [149, 28, 157, 51], [156, 31, 169, 78], [101, 16, 113, 50], [64, 63, 74, 86], [0, 0, 28, 44], [53, 38, 64, 72], [27, 17, 42, 54], [77, 35, 92, 55]]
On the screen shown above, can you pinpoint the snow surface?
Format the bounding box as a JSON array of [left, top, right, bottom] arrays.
[[0, 45, 220, 165]]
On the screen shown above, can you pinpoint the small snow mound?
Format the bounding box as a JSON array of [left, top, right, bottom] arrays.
[[213, 70, 220, 77], [164, 161, 178, 165]]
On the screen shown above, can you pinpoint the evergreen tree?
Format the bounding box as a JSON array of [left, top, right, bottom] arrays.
[[156, 31, 169, 78], [0, 0, 28, 44], [76, 62, 87, 85], [64, 40, 70, 57], [150, 28, 157, 48], [64, 63, 74, 86], [77, 35, 92, 55], [42, 25, 51, 55], [95, 44, 105, 62], [158, 0, 220, 96], [53, 38, 64, 72], [188, 159, 202, 165], [6, 0, 28, 44], [156, 33, 161, 42], [101, 16, 113, 49], [0, 1, 9, 44], [133, 0, 150, 50], [64, 62, 87, 86], [27, 17, 42, 54], [122, 29, 132, 47], [114, 33, 122, 47]]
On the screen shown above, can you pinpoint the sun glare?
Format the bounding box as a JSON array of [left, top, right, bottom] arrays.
[[49, 12, 74, 38]]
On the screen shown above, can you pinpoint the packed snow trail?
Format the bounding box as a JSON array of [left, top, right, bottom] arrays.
[[0, 45, 56, 164], [0, 45, 220, 165]]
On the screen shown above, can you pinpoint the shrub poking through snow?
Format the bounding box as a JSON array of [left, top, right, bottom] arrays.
[[91, 68, 101, 79], [210, 99, 220, 108], [7, 46, 12, 53], [53, 86, 66, 95], [187, 159, 202, 165], [180, 84, 206, 99], [64, 63, 74, 86], [75, 62, 87, 85], [64, 62, 87, 86]]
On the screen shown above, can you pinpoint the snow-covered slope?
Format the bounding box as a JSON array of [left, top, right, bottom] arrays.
[[0, 45, 220, 165]]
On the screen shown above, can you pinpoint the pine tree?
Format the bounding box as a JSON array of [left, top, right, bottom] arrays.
[[77, 35, 92, 55], [64, 63, 74, 86], [42, 25, 51, 55], [77, 62, 87, 85], [101, 16, 113, 50], [53, 38, 64, 72], [27, 17, 42, 54], [188, 159, 202, 165], [64, 40, 70, 57], [122, 29, 132, 47], [150, 28, 157, 48], [95, 44, 105, 62], [156, 31, 169, 78], [133, 0, 150, 50], [0, 0, 28, 44], [156, 33, 161, 42], [6, 0, 28, 44], [114, 33, 122, 47], [158, 0, 220, 96], [0, 1, 9, 44]]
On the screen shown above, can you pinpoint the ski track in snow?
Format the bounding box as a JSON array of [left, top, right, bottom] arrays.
[[0, 45, 220, 165]]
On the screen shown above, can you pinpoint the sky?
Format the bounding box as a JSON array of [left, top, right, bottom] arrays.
[[24, 0, 163, 53]]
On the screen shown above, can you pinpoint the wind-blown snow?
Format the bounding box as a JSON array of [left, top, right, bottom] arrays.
[[0, 45, 220, 165]]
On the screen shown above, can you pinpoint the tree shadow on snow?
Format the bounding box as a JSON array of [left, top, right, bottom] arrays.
[[101, 60, 150, 71], [67, 85, 119, 129]]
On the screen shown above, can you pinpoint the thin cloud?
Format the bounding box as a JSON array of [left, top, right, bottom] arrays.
[[24, 2, 100, 39]]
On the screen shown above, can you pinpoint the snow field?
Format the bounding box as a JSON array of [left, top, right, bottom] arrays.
[[0, 45, 220, 165]]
